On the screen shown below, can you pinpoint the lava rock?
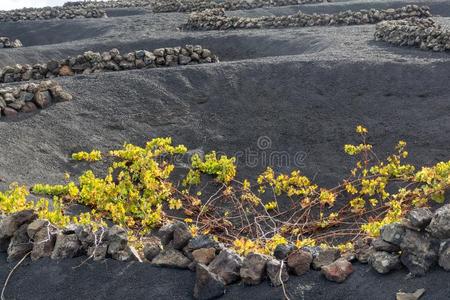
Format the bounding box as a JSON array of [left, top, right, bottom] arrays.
[[172, 222, 192, 250], [287, 250, 312, 276], [0, 210, 37, 252], [369, 251, 401, 274], [381, 223, 406, 246], [312, 247, 341, 270], [156, 223, 177, 246], [194, 264, 226, 300], [427, 204, 450, 239], [406, 208, 432, 230], [372, 238, 400, 253], [192, 248, 216, 265], [184, 235, 219, 253], [143, 241, 162, 261], [354, 239, 374, 263], [106, 225, 128, 259], [240, 253, 270, 285], [438, 240, 450, 271], [321, 258, 353, 283], [28, 220, 56, 261], [273, 243, 295, 260], [51, 233, 81, 260], [400, 229, 439, 276], [396, 288, 426, 300], [152, 248, 191, 269], [7, 224, 33, 261], [208, 249, 243, 285], [266, 259, 289, 286]]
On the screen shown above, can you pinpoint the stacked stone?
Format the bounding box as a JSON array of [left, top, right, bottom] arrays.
[[0, 211, 134, 262], [152, 0, 329, 13], [375, 18, 450, 52], [0, 6, 106, 22], [183, 5, 432, 30], [63, 0, 153, 9], [0, 37, 23, 49], [0, 80, 72, 118], [0, 46, 219, 83], [351, 205, 450, 276]]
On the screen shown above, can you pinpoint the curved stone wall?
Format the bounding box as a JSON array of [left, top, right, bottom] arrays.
[[0, 37, 22, 48], [375, 18, 450, 52], [0, 81, 72, 118], [0, 46, 219, 83], [182, 5, 432, 30], [0, 6, 106, 23]]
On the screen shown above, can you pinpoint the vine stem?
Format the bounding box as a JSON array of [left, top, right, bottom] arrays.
[[1, 252, 31, 300]]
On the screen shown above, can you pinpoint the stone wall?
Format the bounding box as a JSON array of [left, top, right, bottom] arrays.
[[152, 0, 329, 13], [0, 81, 72, 118], [0, 6, 106, 22], [63, 0, 153, 9], [375, 18, 450, 52], [182, 5, 432, 30], [0, 46, 218, 83], [0, 37, 23, 49]]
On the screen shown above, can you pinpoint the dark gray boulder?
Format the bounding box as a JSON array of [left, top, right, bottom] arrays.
[[151, 248, 191, 269], [240, 253, 270, 285], [208, 249, 243, 285], [381, 223, 406, 246], [194, 264, 226, 300], [273, 243, 295, 260], [0, 210, 36, 252], [172, 222, 192, 250], [51, 233, 81, 260], [7, 224, 33, 261], [369, 251, 401, 274], [427, 205, 450, 239], [372, 238, 400, 253], [406, 208, 432, 230], [438, 240, 450, 271], [400, 229, 439, 276], [312, 247, 341, 270], [266, 259, 289, 286]]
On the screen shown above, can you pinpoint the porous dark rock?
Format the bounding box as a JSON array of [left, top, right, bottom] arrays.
[[0, 210, 36, 252], [266, 259, 289, 286], [156, 223, 177, 246], [321, 258, 353, 283], [312, 247, 341, 270], [381, 223, 406, 246], [152, 248, 191, 269], [184, 235, 219, 253], [427, 204, 450, 239], [354, 239, 374, 263], [28, 219, 56, 261], [396, 288, 426, 300], [51, 233, 81, 260], [438, 240, 450, 271], [194, 264, 226, 300], [400, 229, 439, 276], [7, 224, 33, 261], [240, 253, 270, 285], [273, 243, 295, 260], [0, 37, 22, 48], [143, 241, 162, 262], [172, 222, 192, 250], [106, 225, 128, 260], [208, 249, 243, 285], [287, 250, 312, 276], [369, 251, 401, 274], [372, 238, 401, 253], [406, 208, 433, 230]]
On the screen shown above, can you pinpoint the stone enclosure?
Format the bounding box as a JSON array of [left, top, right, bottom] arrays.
[[0, 6, 106, 22], [0, 46, 218, 83], [0, 81, 72, 118], [0, 37, 23, 49]]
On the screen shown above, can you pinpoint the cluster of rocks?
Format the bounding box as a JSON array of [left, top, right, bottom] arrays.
[[0, 37, 23, 49], [182, 5, 432, 30], [144, 222, 354, 300], [0, 80, 72, 118], [353, 205, 450, 276], [0, 6, 106, 23], [0, 210, 136, 262], [63, 0, 153, 9], [375, 18, 450, 52], [0, 46, 218, 84], [152, 0, 329, 13]]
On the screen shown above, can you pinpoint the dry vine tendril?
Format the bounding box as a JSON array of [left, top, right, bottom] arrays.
[[0, 126, 449, 255]]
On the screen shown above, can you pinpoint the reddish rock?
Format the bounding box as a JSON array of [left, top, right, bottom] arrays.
[[192, 248, 216, 265], [59, 65, 74, 76], [321, 258, 353, 283], [21, 101, 38, 113], [287, 250, 312, 276], [3, 107, 17, 117]]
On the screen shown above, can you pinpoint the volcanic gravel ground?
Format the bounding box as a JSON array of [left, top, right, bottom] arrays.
[[0, 0, 449, 299]]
